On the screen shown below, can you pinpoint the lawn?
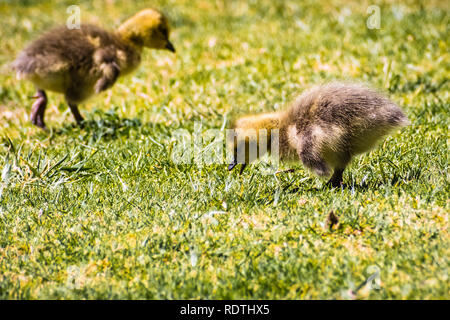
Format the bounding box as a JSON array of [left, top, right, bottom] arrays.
[[0, 0, 448, 299]]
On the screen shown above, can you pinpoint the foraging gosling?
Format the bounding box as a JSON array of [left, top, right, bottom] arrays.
[[12, 8, 175, 129], [228, 82, 409, 187]]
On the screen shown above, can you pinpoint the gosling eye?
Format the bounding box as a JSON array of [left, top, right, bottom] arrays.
[[159, 26, 168, 39]]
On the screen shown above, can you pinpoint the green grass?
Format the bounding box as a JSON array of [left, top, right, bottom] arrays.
[[0, 0, 448, 299]]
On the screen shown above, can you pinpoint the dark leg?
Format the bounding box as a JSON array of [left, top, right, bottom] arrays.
[[68, 103, 84, 126], [31, 90, 47, 129], [326, 168, 345, 188]]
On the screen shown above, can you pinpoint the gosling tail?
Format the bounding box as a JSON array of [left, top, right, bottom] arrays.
[[385, 103, 410, 128]]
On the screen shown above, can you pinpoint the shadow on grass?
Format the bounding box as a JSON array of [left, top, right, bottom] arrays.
[[52, 108, 142, 141], [284, 168, 424, 193]]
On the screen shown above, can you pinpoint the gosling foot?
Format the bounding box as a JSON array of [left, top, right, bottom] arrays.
[[68, 103, 84, 127], [30, 90, 47, 129], [326, 168, 345, 188]]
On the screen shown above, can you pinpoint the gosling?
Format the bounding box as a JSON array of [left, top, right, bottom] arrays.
[[228, 82, 409, 187], [12, 8, 175, 129]]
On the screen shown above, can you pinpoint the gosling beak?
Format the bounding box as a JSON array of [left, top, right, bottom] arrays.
[[228, 160, 238, 171], [165, 41, 176, 53], [228, 160, 247, 175]]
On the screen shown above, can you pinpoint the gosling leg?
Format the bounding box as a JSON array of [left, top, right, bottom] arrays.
[[327, 168, 345, 188], [68, 103, 84, 126], [30, 89, 47, 129]]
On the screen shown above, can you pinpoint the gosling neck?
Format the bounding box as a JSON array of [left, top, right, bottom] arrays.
[[115, 31, 144, 75], [252, 111, 286, 157], [263, 111, 294, 161]]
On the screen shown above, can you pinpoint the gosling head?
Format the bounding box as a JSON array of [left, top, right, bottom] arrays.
[[117, 8, 175, 52], [228, 113, 281, 174]]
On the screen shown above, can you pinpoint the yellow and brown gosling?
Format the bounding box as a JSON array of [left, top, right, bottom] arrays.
[[228, 82, 409, 187], [12, 8, 175, 129]]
